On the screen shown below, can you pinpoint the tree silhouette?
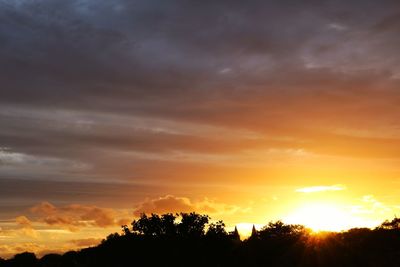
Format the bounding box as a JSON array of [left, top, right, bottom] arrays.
[[9, 252, 38, 267], [177, 212, 209, 238], [121, 224, 130, 235], [206, 220, 227, 238], [3, 214, 400, 267], [130, 212, 213, 238], [377, 217, 400, 230], [131, 213, 176, 236], [39, 254, 62, 267], [159, 213, 178, 236], [260, 220, 307, 238]]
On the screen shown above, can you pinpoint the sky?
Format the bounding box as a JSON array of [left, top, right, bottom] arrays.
[[1, 0, 400, 258]]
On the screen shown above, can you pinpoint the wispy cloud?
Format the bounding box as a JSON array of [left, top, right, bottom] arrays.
[[296, 184, 346, 193]]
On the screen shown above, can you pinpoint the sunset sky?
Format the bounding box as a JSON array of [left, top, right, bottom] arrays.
[[1, 0, 400, 258]]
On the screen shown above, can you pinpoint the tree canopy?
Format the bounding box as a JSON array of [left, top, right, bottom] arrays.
[[2, 213, 400, 267]]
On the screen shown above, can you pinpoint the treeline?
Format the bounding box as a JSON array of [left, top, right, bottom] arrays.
[[2, 213, 400, 267]]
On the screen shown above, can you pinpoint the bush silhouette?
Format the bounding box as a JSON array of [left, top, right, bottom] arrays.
[[9, 252, 38, 267]]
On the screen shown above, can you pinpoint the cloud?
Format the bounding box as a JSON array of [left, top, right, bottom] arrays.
[[0, 178, 163, 212], [29, 202, 126, 231], [133, 195, 240, 217], [296, 184, 346, 193], [348, 195, 396, 227], [30, 202, 56, 215], [0, 0, 400, 181], [359, 195, 392, 214], [0, 243, 43, 259], [0, 1, 399, 214], [0, 148, 27, 165], [15, 216, 38, 238], [15, 215, 32, 228], [70, 238, 102, 247], [327, 23, 348, 31]]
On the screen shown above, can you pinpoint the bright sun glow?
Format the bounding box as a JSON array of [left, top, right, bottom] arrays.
[[284, 202, 368, 232]]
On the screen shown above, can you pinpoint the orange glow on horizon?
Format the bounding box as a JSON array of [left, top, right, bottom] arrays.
[[283, 202, 378, 232]]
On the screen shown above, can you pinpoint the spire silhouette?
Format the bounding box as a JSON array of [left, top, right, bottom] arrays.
[[231, 226, 240, 241], [250, 224, 258, 239]]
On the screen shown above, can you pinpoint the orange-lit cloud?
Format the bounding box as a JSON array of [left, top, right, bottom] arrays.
[[29, 202, 127, 231], [70, 238, 102, 247], [15, 216, 32, 228], [133, 195, 241, 217], [15, 216, 38, 238]]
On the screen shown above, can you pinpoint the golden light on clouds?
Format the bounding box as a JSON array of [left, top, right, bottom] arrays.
[[295, 184, 346, 193]]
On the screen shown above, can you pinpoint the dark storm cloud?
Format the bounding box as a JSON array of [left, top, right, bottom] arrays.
[[0, 2, 398, 110], [1, 0, 392, 108]]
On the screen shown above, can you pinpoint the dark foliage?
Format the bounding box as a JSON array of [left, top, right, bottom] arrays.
[[2, 213, 400, 267]]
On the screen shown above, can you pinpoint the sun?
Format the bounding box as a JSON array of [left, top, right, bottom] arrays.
[[284, 202, 363, 232]]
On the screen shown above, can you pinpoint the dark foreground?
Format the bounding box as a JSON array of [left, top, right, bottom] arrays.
[[2, 213, 400, 267]]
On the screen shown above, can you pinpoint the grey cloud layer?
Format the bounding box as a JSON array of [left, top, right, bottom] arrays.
[[2, 0, 399, 107], [1, 0, 400, 213]]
